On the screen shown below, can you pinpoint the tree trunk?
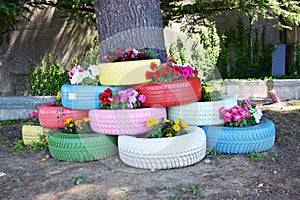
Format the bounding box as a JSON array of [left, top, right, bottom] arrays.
[[94, 0, 166, 61]]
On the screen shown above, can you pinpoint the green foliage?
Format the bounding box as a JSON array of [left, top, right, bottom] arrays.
[[169, 37, 190, 65], [162, 0, 300, 33], [287, 43, 300, 75], [216, 17, 274, 79], [9, 140, 24, 152], [249, 149, 268, 161], [0, 1, 31, 44], [29, 54, 69, 96], [206, 147, 221, 155], [27, 134, 49, 151], [0, 119, 16, 129], [168, 23, 220, 81]]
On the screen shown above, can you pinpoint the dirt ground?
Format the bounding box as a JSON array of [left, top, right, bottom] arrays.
[[0, 100, 299, 200]]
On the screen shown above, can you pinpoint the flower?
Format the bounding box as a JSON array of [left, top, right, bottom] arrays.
[[27, 109, 39, 125], [219, 100, 263, 127], [47, 91, 62, 106], [145, 56, 198, 82], [62, 118, 76, 134], [68, 63, 100, 85], [145, 118, 189, 138], [103, 48, 157, 62], [200, 82, 222, 102], [74, 117, 94, 134], [99, 88, 146, 109]]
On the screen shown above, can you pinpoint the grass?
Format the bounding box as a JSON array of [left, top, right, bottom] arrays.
[[249, 149, 268, 161]]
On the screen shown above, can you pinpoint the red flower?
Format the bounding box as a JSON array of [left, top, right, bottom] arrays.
[[145, 71, 153, 80], [150, 62, 158, 71], [99, 92, 112, 104], [173, 65, 181, 72], [173, 70, 181, 79], [163, 66, 173, 74], [153, 70, 163, 79], [104, 88, 112, 94]]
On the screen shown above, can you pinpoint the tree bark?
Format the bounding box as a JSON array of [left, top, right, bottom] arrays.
[[94, 0, 166, 61]]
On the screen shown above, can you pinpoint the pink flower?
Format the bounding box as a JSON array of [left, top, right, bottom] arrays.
[[167, 56, 176, 63], [231, 106, 240, 114], [219, 106, 225, 119], [138, 94, 146, 103], [127, 103, 133, 109], [180, 67, 192, 79], [224, 110, 233, 122], [233, 113, 243, 122], [145, 71, 153, 80]]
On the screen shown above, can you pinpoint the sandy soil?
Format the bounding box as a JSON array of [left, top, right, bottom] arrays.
[[0, 100, 299, 200]]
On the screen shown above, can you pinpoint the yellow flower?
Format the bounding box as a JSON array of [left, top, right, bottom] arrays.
[[165, 119, 171, 123], [83, 117, 90, 122], [173, 124, 180, 131], [166, 133, 172, 137], [41, 157, 47, 162], [75, 119, 83, 126], [56, 91, 61, 100], [181, 121, 189, 130], [64, 118, 73, 125], [203, 86, 215, 93], [174, 120, 180, 125], [146, 118, 159, 127], [70, 124, 73, 127]]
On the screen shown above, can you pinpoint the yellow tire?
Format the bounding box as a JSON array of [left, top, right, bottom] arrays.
[[98, 59, 161, 85]]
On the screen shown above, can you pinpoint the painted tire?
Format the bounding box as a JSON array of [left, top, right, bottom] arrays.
[[118, 126, 206, 170], [98, 59, 161, 85], [38, 105, 89, 128], [135, 77, 201, 107], [61, 84, 126, 110], [168, 96, 237, 126], [202, 117, 276, 153], [48, 133, 118, 162], [21, 125, 51, 145], [89, 108, 167, 135]]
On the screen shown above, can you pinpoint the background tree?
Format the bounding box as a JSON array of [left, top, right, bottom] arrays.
[[161, 0, 300, 34], [2, 0, 300, 44], [93, 0, 166, 61]]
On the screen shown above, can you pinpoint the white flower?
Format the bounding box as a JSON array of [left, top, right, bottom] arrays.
[[88, 65, 100, 76], [253, 108, 263, 123]]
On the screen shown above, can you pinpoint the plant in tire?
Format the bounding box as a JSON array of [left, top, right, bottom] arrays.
[[99, 87, 146, 109], [145, 56, 198, 82], [219, 99, 263, 127], [145, 118, 189, 138]]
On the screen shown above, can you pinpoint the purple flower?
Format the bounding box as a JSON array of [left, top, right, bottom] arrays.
[[138, 94, 147, 103], [128, 96, 137, 104], [127, 103, 133, 109]]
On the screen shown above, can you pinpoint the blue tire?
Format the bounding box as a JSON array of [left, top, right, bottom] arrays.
[[61, 84, 126, 110], [202, 117, 275, 153]]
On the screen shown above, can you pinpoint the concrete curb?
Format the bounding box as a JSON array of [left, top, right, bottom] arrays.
[[0, 96, 55, 120]]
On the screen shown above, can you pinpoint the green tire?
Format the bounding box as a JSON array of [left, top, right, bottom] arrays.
[[48, 133, 118, 162]]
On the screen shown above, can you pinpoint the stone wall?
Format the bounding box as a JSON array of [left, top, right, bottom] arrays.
[[0, 6, 97, 96]]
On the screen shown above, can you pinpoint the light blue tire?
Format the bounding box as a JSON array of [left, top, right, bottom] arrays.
[[61, 84, 126, 110], [202, 117, 275, 154]]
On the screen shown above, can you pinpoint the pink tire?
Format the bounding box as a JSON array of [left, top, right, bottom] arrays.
[[89, 108, 167, 135], [39, 104, 89, 128]]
